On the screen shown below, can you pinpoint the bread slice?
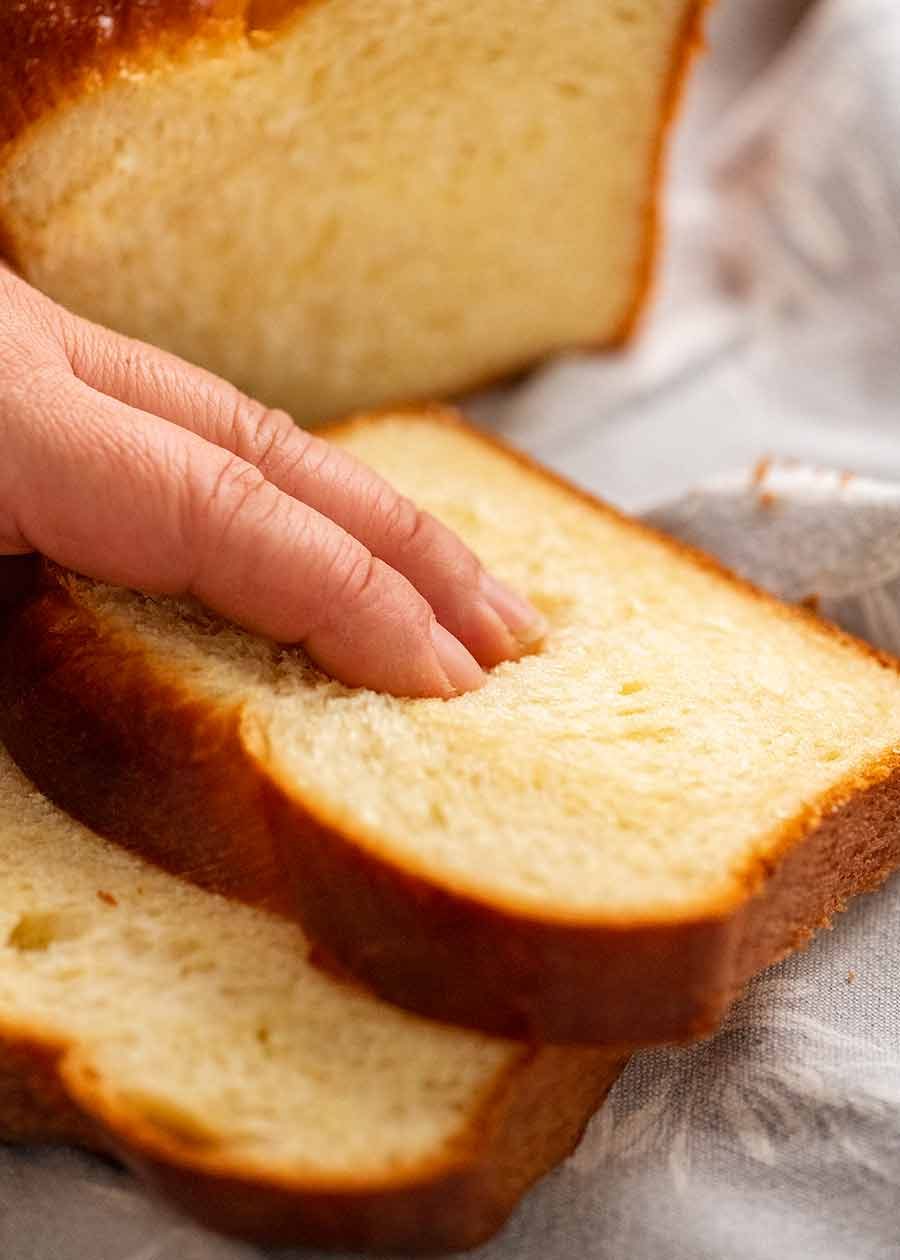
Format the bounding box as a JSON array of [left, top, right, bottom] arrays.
[[0, 741, 624, 1252], [5, 408, 900, 1045], [0, 0, 704, 425]]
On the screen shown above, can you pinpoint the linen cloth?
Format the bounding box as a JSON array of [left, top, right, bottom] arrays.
[[4, 1, 900, 1255]]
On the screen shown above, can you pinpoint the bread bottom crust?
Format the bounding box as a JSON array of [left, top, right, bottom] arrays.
[[0, 1014, 624, 1251]]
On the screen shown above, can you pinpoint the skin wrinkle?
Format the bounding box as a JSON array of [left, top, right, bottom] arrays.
[[186, 452, 309, 625], [61, 390, 188, 586], [196, 454, 279, 569], [236, 403, 308, 481], [364, 482, 424, 563], [320, 544, 388, 627], [292, 428, 346, 491], [18, 373, 201, 591]]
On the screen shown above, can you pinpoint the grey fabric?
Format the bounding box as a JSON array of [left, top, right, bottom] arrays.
[[4, 1, 900, 1255]]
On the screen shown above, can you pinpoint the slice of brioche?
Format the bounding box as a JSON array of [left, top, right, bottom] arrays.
[[0, 741, 623, 1252], [5, 408, 900, 1045], [0, 0, 704, 425]]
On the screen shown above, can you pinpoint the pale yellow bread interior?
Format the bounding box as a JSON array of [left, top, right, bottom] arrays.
[[0, 0, 697, 424], [73, 413, 900, 924], [0, 741, 527, 1176]]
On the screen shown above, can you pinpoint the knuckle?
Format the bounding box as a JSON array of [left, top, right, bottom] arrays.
[[196, 454, 273, 544], [252, 405, 295, 463], [373, 485, 424, 549], [229, 398, 304, 470], [66, 319, 127, 387], [418, 509, 481, 586], [323, 541, 384, 612], [224, 392, 268, 452], [293, 428, 338, 482], [372, 487, 480, 586]]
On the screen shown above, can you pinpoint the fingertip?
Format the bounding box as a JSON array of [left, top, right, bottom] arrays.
[[430, 621, 486, 696], [444, 573, 548, 671], [478, 572, 548, 649]]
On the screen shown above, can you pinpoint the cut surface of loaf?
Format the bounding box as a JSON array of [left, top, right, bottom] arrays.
[[5, 410, 900, 1044], [0, 742, 623, 1252], [0, 0, 703, 424]]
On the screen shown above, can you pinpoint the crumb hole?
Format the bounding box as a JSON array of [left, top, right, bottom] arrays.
[[623, 726, 676, 742], [8, 909, 90, 952], [619, 680, 647, 695], [307, 65, 329, 103]]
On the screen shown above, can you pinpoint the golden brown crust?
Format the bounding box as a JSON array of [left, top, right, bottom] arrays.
[[5, 407, 899, 1044], [613, 0, 711, 344], [0, 1, 316, 153], [0, 3, 216, 154], [0, 567, 293, 917], [259, 742, 900, 1042], [67, 1044, 623, 1250], [0, 1013, 623, 1250]]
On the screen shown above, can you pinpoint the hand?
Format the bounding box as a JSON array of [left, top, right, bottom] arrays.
[[0, 270, 546, 697]]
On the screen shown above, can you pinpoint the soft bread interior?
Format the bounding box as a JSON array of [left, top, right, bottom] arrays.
[[74, 414, 900, 921], [1, 0, 695, 424], [0, 743, 519, 1175]]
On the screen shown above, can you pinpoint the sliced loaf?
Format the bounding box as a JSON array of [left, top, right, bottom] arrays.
[[0, 0, 704, 424], [0, 741, 623, 1251], [4, 409, 900, 1043]]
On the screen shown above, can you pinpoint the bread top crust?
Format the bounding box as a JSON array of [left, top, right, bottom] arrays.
[[0, 0, 313, 149]]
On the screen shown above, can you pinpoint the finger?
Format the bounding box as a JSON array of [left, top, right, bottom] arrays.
[[64, 318, 547, 667], [4, 369, 484, 698]]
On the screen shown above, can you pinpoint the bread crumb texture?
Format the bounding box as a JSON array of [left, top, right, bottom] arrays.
[[0, 744, 518, 1176], [76, 415, 900, 921], [0, 0, 698, 423]]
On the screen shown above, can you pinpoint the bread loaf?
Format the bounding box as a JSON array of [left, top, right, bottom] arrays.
[[0, 0, 705, 424], [6, 408, 900, 1045], [0, 741, 623, 1251]]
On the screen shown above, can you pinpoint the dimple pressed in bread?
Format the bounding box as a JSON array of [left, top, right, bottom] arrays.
[[5, 408, 900, 1044], [0, 0, 705, 425], [0, 741, 624, 1252]]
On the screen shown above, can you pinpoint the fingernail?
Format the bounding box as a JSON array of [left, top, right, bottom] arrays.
[[479, 573, 548, 647], [431, 622, 485, 694]]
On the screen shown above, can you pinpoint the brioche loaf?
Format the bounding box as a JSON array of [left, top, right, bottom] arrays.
[[0, 0, 704, 425], [5, 408, 900, 1045], [0, 741, 624, 1252]]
